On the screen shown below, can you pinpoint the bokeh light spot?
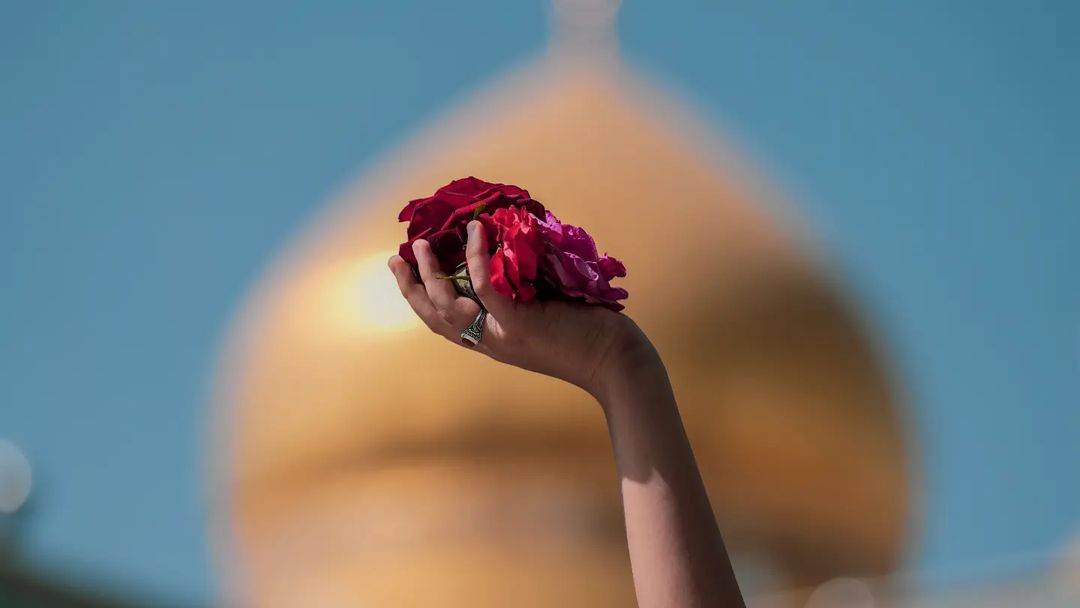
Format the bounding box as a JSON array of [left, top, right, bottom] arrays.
[[0, 439, 32, 514], [350, 250, 421, 333]]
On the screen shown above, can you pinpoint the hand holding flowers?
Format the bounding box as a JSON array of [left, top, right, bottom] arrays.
[[386, 178, 745, 608], [388, 177, 642, 396]]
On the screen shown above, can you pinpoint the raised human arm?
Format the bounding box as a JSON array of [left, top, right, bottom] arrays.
[[388, 220, 745, 607], [591, 333, 745, 607]]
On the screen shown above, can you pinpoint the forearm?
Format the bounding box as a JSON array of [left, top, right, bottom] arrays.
[[594, 340, 745, 608], [393, 223, 742, 604]]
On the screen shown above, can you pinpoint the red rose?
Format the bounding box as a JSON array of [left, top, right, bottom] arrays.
[[398, 177, 545, 274], [488, 206, 544, 302]]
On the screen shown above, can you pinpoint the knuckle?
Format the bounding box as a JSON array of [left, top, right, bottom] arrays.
[[470, 277, 490, 294]]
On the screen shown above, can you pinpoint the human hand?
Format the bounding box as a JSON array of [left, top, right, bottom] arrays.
[[388, 220, 652, 397]]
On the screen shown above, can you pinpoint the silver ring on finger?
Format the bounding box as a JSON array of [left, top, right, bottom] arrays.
[[460, 309, 487, 346]]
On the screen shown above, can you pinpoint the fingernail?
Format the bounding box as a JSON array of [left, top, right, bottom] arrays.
[[467, 221, 477, 237]]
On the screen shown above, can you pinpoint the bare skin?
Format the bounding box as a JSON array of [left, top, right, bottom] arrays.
[[389, 220, 746, 608]]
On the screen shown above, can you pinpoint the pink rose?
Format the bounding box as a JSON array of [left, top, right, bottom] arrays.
[[537, 212, 628, 311]]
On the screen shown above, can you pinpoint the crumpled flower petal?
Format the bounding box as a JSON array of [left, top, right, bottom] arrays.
[[489, 206, 543, 302], [537, 211, 628, 311]]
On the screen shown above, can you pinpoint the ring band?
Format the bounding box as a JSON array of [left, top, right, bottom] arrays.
[[460, 309, 487, 346]]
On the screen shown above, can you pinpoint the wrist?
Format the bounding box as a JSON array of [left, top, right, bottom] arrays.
[[586, 317, 667, 405]]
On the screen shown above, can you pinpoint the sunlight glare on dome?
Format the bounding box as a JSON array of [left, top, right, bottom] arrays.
[[350, 250, 421, 333]]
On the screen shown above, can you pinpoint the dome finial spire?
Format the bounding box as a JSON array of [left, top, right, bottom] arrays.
[[550, 0, 621, 64]]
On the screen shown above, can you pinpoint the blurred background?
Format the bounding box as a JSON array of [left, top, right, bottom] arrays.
[[1, 1, 1077, 606]]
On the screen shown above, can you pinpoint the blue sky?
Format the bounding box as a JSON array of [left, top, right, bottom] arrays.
[[2, 1, 1077, 603]]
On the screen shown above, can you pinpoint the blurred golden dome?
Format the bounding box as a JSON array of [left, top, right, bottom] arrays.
[[211, 3, 910, 605]]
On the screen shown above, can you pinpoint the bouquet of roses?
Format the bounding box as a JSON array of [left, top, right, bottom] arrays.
[[398, 177, 628, 311]]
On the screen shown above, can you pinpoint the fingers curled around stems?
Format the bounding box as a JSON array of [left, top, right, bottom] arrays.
[[388, 254, 449, 338], [465, 220, 509, 317], [411, 239, 460, 323]]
